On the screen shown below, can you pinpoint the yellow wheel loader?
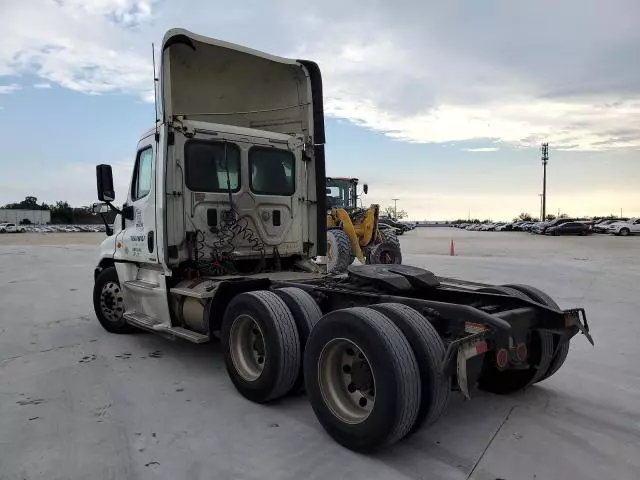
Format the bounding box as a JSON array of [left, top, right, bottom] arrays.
[[325, 177, 402, 273]]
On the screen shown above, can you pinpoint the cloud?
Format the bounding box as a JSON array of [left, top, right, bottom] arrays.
[[463, 148, 499, 153], [1, 0, 639, 150], [0, 1, 155, 99], [0, 83, 21, 94], [33, 83, 52, 89]]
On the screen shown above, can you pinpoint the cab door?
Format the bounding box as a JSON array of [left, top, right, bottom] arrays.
[[115, 138, 158, 264]]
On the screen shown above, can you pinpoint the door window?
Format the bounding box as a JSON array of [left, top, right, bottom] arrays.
[[132, 147, 153, 201]]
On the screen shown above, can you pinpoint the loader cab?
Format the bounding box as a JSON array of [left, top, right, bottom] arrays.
[[326, 177, 366, 210], [94, 29, 327, 276]]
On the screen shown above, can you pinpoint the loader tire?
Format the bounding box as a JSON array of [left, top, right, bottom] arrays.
[[477, 286, 554, 394], [93, 266, 135, 334], [370, 303, 450, 434], [326, 229, 353, 274], [304, 307, 421, 452], [366, 242, 402, 265], [274, 287, 323, 393], [379, 229, 401, 250], [503, 284, 570, 383], [222, 291, 300, 403]]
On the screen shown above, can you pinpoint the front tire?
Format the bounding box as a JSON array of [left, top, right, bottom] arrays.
[[304, 307, 420, 452], [326, 229, 353, 274], [93, 266, 135, 334], [619, 228, 630, 236]]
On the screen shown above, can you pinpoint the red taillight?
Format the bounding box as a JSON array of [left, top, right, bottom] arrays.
[[516, 343, 527, 361], [496, 348, 508, 369]]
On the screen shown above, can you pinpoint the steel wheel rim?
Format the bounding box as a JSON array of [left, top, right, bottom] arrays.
[[229, 314, 266, 381], [100, 281, 124, 322], [318, 338, 375, 424]]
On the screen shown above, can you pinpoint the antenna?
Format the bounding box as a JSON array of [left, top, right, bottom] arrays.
[[152, 43, 159, 136]]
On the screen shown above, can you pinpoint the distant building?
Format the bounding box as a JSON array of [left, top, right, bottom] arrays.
[[0, 209, 51, 224]]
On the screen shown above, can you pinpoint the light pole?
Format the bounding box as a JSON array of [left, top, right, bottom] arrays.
[[541, 143, 549, 221], [392, 198, 400, 219]]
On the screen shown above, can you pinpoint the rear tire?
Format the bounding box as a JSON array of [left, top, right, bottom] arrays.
[[326, 229, 353, 274], [222, 290, 300, 403], [370, 303, 450, 434], [274, 287, 322, 393], [304, 307, 420, 452], [366, 241, 402, 265], [93, 266, 135, 334], [503, 284, 570, 383], [476, 286, 554, 394], [379, 229, 401, 250], [619, 228, 630, 236]]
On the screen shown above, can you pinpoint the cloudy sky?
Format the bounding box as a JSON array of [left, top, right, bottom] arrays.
[[1, 0, 638, 220]]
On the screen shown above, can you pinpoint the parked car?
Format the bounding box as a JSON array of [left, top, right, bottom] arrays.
[[378, 223, 402, 236], [545, 222, 591, 236], [0, 223, 26, 233], [593, 218, 628, 233], [497, 223, 515, 231], [607, 218, 640, 236], [536, 218, 575, 235], [378, 217, 406, 235]]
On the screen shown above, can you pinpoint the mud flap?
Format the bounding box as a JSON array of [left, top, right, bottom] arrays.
[[457, 339, 488, 399]]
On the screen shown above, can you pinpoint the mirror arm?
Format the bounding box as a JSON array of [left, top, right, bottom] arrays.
[[105, 200, 122, 215], [98, 213, 114, 236]]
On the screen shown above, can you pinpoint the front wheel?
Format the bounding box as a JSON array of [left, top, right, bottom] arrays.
[[619, 228, 630, 236], [93, 267, 135, 334], [326, 229, 353, 274]]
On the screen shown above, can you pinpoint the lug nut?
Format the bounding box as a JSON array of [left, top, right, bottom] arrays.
[[347, 383, 356, 393]]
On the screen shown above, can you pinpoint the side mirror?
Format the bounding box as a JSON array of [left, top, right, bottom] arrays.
[[91, 202, 110, 214], [363, 184, 369, 194], [96, 164, 115, 202]]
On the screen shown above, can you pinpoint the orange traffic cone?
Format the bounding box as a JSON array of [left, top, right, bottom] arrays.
[[450, 239, 455, 256]]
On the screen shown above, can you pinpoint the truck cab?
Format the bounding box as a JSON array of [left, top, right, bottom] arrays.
[[93, 29, 326, 341]]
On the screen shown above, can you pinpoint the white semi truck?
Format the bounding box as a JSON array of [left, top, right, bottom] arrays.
[[91, 29, 592, 452]]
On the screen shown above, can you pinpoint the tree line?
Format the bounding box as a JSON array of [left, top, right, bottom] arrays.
[[2, 196, 116, 225]]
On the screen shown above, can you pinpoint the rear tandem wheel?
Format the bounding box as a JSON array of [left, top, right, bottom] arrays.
[[503, 283, 570, 383], [221, 290, 300, 403], [304, 307, 421, 452], [476, 286, 554, 394], [370, 303, 450, 434]]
